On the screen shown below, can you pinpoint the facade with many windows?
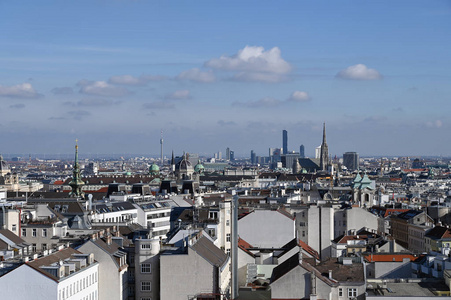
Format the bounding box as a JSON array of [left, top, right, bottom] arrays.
[[0, 248, 98, 300]]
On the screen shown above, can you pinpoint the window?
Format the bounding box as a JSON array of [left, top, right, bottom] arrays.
[[226, 233, 231, 242], [302, 231, 305, 237], [42, 244, 47, 251], [141, 263, 151, 273], [22, 228, 26, 237], [32, 243, 37, 252], [209, 211, 218, 219], [348, 288, 357, 297], [141, 244, 151, 249], [42, 228, 47, 237], [226, 220, 230, 226], [226, 249, 231, 255], [12, 224, 17, 232], [32, 229, 37, 237], [141, 281, 151, 291], [339, 288, 343, 296]]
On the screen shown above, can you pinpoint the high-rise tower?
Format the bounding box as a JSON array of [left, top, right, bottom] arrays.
[[282, 130, 288, 155], [300, 144, 305, 158], [320, 123, 329, 171], [69, 139, 85, 198]]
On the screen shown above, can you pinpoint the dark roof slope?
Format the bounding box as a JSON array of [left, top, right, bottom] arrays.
[[0, 229, 26, 245], [191, 236, 228, 267], [426, 226, 451, 239]]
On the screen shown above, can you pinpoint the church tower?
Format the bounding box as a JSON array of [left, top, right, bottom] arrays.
[[69, 140, 85, 198], [320, 123, 329, 171]]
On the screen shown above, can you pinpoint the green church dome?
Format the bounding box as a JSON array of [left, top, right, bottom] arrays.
[[194, 160, 205, 173], [149, 163, 160, 175]]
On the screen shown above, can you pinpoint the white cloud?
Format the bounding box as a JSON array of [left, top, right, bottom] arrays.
[[287, 91, 310, 102], [206, 46, 292, 74], [164, 90, 190, 100], [336, 64, 382, 80], [176, 68, 215, 83], [0, 83, 41, 98], [108, 74, 166, 86], [79, 81, 131, 97]]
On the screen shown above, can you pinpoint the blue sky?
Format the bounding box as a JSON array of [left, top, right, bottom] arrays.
[[0, 1, 450, 157]]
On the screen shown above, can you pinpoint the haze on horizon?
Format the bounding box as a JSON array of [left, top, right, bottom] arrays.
[[0, 1, 450, 158]]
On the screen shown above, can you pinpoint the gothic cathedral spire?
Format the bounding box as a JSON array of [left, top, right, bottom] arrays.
[[320, 123, 329, 171], [69, 139, 85, 198]]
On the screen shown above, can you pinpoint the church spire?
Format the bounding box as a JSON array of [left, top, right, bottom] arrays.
[[69, 139, 85, 198], [320, 123, 329, 171]]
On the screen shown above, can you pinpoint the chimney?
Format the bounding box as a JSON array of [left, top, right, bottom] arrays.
[[328, 270, 333, 280], [106, 234, 112, 245]]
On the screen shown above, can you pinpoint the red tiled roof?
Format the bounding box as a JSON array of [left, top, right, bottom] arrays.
[[238, 238, 255, 257], [364, 254, 421, 262], [403, 168, 427, 172], [53, 180, 64, 185], [298, 239, 320, 261], [334, 235, 368, 244]]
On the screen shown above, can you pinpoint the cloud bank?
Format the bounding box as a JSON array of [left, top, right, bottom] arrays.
[[206, 46, 292, 83], [0, 83, 41, 98], [78, 80, 131, 97], [336, 64, 382, 80]]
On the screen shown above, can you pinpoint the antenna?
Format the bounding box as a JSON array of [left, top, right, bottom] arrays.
[[160, 129, 164, 166]]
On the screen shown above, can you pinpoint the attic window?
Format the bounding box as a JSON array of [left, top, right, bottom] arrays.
[[141, 244, 151, 249]]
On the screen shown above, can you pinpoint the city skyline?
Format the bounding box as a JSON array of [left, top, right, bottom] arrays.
[[1, 1, 450, 156]]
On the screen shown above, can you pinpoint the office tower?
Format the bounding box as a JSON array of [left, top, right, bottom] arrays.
[[250, 150, 256, 164], [343, 152, 359, 171], [269, 148, 282, 163], [226, 147, 230, 161], [230, 150, 235, 161], [300, 145, 305, 158], [282, 130, 288, 155], [320, 123, 329, 171]]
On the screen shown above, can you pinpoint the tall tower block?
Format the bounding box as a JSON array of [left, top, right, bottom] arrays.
[[282, 130, 288, 155]]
